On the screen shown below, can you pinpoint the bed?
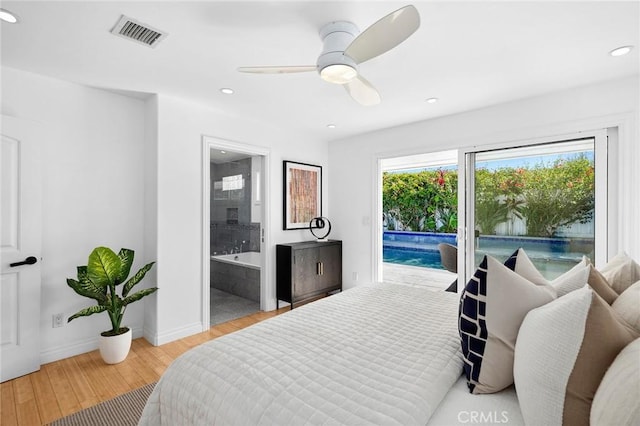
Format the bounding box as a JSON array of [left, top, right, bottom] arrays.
[[139, 251, 640, 426], [139, 283, 468, 425]]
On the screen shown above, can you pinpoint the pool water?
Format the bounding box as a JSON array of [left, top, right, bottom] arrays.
[[384, 245, 582, 279], [383, 231, 592, 280], [383, 247, 444, 269]]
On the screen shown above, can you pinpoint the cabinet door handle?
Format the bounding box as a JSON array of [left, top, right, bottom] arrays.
[[320, 262, 324, 275], [316, 262, 321, 275]]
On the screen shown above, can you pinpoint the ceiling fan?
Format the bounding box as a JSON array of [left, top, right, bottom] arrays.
[[237, 5, 420, 106]]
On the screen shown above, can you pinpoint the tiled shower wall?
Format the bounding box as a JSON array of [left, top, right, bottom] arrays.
[[210, 222, 260, 255], [210, 157, 260, 254]]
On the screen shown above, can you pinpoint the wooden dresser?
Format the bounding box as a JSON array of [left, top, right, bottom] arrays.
[[276, 240, 342, 309]]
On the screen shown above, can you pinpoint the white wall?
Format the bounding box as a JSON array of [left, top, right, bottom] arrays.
[[329, 75, 640, 289], [143, 95, 159, 342], [1, 66, 332, 355], [146, 94, 329, 344], [1, 67, 149, 363]]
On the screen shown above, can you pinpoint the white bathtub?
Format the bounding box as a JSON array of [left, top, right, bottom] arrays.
[[211, 251, 261, 270]]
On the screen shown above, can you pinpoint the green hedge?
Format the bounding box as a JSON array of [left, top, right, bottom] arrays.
[[383, 155, 594, 237], [383, 169, 457, 233]]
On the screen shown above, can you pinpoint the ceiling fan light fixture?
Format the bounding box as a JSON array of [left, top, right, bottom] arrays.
[[320, 64, 358, 85], [236, 5, 420, 106], [0, 8, 19, 23]]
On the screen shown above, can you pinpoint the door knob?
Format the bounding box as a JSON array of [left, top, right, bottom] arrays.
[[9, 256, 38, 267]]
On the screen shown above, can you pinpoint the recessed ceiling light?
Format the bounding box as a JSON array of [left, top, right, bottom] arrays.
[[426, 97, 438, 104], [220, 150, 226, 154], [0, 8, 19, 23], [327, 124, 336, 129], [220, 88, 234, 95], [609, 46, 633, 57]]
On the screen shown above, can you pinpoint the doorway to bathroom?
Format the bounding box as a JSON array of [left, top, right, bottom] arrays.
[[202, 136, 270, 328]]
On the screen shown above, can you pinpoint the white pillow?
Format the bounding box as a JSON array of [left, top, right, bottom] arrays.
[[591, 338, 640, 426], [514, 286, 638, 425], [504, 248, 550, 287], [551, 256, 591, 297], [612, 280, 640, 332], [600, 252, 640, 294]]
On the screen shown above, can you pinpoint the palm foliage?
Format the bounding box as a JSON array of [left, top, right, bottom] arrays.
[[67, 247, 157, 336]]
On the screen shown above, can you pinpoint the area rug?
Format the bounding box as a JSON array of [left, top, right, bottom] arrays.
[[48, 382, 156, 426]]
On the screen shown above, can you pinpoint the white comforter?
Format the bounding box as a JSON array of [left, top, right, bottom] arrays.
[[139, 283, 463, 425]]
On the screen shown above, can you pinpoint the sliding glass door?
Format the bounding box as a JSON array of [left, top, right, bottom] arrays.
[[461, 131, 608, 281]]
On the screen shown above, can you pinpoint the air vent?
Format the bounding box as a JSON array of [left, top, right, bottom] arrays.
[[110, 15, 167, 48]]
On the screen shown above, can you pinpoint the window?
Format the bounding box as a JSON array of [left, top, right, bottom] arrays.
[[461, 130, 608, 281]]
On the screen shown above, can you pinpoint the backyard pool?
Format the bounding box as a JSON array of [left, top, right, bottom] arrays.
[[383, 231, 593, 279], [383, 247, 443, 269]]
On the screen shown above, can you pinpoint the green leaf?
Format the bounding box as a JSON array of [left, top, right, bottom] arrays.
[[87, 247, 121, 288], [122, 287, 158, 306], [67, 305, 108, 322], [67, 277, 107, 303], [122, 262, 155, 297], [77, 265, 89, 282], [77, 265, 107, 301], [115, 248, 134, 285], [111, 294, 124, 311]]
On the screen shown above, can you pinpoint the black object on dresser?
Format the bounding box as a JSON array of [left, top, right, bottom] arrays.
[[276, 240, 342, 309]]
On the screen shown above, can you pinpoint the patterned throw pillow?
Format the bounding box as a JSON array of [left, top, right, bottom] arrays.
[[514, 286, 638, 426], [458, 253, 556, 394]]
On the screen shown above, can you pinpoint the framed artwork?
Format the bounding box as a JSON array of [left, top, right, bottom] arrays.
[[283, 160, 322, 230]]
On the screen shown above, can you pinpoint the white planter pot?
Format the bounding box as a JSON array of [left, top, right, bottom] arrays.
[[99, 328, 132, 364]]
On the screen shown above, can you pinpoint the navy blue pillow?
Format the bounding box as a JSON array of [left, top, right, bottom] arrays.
[[459, 255, 490, 393], [458, 249, 555, 394]]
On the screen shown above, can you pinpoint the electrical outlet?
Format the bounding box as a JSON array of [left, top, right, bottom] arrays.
[[352, 272, 359, 281], [52, 313, 64, 328]]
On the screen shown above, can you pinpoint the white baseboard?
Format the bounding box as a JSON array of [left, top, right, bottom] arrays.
[[146, 322, 203, 346], [40, 326, 144, 364]]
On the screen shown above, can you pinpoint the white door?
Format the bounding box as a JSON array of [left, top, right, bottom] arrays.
[[1, 115, 42, 382]]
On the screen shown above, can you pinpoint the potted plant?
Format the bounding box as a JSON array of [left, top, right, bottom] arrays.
[[66, 247, 157, 364]]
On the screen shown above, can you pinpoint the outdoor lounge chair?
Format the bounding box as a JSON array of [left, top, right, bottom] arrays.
[[438, 243, 458, 293]]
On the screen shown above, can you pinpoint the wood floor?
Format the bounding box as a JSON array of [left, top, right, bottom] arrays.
[[0, 308, 288, 426]]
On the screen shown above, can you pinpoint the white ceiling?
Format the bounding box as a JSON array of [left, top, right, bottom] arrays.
[[2, 1, 639, 143]]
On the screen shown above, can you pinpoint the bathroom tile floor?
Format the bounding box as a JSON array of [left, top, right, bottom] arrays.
[[210, 288, 260, 326]]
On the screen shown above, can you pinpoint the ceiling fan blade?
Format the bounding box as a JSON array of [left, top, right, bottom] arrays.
[[344, 5, 420, 64], [237, 65, 317, 74], [344, 75, 381, 106]]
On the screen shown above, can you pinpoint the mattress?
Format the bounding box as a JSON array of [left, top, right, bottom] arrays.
[[139, 283, 463, 425]]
